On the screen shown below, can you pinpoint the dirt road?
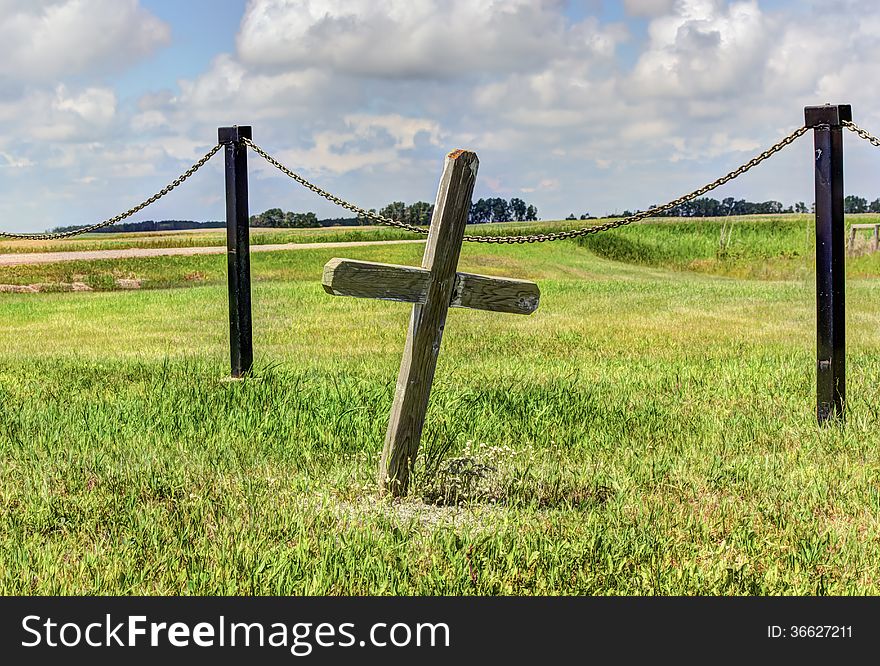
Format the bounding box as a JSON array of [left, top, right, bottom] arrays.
[[0, 239, 425, 267]]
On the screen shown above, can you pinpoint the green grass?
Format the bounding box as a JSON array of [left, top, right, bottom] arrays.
[[7, 215, 880, 291], [580, 213, 880, 280], [2, 217, 880, 594]]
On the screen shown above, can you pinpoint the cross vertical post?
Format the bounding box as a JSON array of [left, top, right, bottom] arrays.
[[219, 125, 254, 378], [380, 150, 479, 495], [805, 104, 850, 423]]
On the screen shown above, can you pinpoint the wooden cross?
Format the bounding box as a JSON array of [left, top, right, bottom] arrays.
[[321, 149, 540, 496]]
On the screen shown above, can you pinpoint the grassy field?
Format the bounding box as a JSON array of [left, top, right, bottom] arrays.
[[0, 218, 589, 255], [580, 213, 880, 280], [2, 215, 880, 595], [0, 225, 418, 254]]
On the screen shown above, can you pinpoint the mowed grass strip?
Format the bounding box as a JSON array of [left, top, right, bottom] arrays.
[[2, 220, 880, 594], [0, 225, 422, 255]]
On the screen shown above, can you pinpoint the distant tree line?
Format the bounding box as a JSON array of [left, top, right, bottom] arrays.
[[375, 197, 539, 225], [250, 196, 540, 230], [377, 201, 434, 225], [50, 220, 225, 234], [468, 197, 537, 224], [650, 197, 805, 218], [595, 197, 809, 219], [843, 196, 880, 214], [49, 194, 880, 235], [249, 208, 320, 228], [565, 195, 880, 220]]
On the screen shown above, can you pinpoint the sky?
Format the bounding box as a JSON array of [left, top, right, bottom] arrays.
[[0, 0, 879, 232]]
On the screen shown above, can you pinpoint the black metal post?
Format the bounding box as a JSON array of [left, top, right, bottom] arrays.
[[219, 125, 253, 378], [805, 105, 851, 423]]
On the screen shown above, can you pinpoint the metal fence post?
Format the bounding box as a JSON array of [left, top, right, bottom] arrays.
[[805, 104, 851, 423], [218, 125, 254, 378]]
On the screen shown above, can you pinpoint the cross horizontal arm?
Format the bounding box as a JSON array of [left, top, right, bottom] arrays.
[[322, 258, 540, 315]]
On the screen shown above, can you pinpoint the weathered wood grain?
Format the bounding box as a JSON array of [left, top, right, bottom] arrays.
[[322, 258, 540, 315], [379, 149, 479, 496], [451, 272, 539, 315], [322, 258, 431, 304]]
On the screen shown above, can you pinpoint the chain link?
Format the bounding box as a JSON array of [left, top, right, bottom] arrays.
[[243, 138, 431, 236], [246, 126, 809, 244], [843, 120, 880, 147], [0, 144, 222, 240]]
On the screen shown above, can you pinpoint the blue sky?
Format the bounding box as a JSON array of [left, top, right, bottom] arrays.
[[0, 0, 878, 232], [119, 1, 243, 92]]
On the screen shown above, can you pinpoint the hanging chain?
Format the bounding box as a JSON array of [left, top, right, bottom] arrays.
[[246, 126, 809, 244], [243, 138, 431, 236], [843, 120, 880, 147], [0, 144, 222, 241]]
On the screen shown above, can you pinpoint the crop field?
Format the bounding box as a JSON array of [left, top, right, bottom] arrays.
[[2, 214, 880, 595]]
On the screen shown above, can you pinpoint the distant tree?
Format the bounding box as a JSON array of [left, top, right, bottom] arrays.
[[469, 198, 492, 224], [406, 201, 433, 225], [379, 201, 407, 222], [255, 207, 285, 227], [794, 201, 808, 214], [565, 213, 576, 220], [870, 199, 880, 214], [525, 205, 537, 221], [760, 200, 785, 214], [285, 211, 319, 228], [487, 198, 509, 222], [509, 197, 527, 221], [845, 195, 868, 214]]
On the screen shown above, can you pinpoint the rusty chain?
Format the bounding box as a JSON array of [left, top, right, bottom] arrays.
[[0, 144, 222, 240], [843, 120, 880, 147], [245, 126, 809, 243], [242, 138, 431, 237]]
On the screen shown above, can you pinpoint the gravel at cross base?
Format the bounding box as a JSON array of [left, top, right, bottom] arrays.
[[0, 238, 426, 267]]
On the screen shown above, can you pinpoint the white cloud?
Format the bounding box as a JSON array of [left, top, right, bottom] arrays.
[[236, 0, 604, 79], [54, 86, 117, 126], [0, 0, 169, 82], [0, 85, 117, 144], [175, 54, 336, 124], [631, 0, 770, 98], [263, 113, 443, 175], [623, 0, 676, 16], [0, 150, 32, 168], [131, 110, 170, 133], [342, 114, 443, 149]]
